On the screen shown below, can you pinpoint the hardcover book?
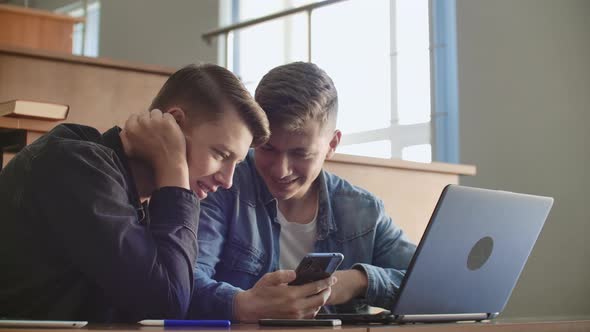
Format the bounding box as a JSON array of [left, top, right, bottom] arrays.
[[0, 100, 69, 121]]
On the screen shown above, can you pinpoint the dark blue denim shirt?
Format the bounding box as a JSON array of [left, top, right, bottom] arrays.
[[188, 151, 416, 320], [0, 124, 199, 322]]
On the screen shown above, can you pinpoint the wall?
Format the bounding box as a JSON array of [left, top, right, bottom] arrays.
[[99, 0, 218, 67], [456, 0, 590, 319]]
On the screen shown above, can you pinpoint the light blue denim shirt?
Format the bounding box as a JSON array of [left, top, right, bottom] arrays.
[[188, 151, 416, 320]]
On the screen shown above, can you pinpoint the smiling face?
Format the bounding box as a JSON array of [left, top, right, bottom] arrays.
[[254, 121, 340, 202], [181, 104, 253, 199]]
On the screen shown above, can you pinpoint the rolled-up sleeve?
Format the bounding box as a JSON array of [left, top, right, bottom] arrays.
[[352, 200, 416, 310]]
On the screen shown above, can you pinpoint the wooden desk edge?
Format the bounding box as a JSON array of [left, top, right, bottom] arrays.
[[0, 44, 176, 75], [1, 320, 589, 332], [329, 153, 477, 176]]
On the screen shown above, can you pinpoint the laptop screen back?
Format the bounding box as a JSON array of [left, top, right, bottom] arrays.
[[392, 185, 553, 317]]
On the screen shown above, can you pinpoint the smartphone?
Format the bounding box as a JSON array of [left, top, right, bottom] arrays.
[[316, 311, 397, 324], [259, 318, 342, 326], [288, 253, 344, 286]]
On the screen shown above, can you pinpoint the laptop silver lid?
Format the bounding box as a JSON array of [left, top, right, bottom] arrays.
[[391, 185, 553, 319]]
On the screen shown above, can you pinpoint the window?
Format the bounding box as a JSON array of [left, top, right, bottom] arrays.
[[223, 0, 440, 162], [55, 1, 101, 57]]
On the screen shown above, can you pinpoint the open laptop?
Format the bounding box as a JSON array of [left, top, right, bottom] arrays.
[[318, 184, 554, 324]]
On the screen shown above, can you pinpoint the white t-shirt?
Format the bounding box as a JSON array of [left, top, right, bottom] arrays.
[[277, 206, 318, 270]]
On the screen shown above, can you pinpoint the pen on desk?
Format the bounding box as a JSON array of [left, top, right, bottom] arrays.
[[138, 319, 231, 327]]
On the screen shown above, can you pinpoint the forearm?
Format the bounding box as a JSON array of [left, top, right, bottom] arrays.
[[233, 290, 254, 322], [188, 192, 239, 319], [36, 149, 200, 320], [362, 207, 416, 309], [329, 269, 368, 305], [352, 263, 406, 310], [142, 187, 199, 318], [97, 187, 200, 320], [347, 269, 369, 298], [153, 162, 190, 190], [188, 269, 242, 320]]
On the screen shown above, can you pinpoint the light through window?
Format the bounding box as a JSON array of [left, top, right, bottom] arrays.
[[231, 0, 432, 162]]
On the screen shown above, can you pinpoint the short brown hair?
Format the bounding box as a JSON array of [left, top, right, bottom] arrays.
[[254, 62, 338, 131], [150, 64, 270, 147]]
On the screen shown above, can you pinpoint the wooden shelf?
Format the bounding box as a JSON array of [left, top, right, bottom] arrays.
[[0, 117, 61, 133], [0, 4, 83, 22], [0, 44, 176, 75], [0, 4, 83, 53]]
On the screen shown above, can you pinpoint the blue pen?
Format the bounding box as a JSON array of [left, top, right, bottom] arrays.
[[138, 319, 231, 327]]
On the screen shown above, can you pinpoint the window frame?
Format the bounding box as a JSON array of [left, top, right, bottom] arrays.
[[216, 0, 458, 162]]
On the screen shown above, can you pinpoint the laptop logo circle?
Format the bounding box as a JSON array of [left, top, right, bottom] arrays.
[[467, 236, 494, 270]]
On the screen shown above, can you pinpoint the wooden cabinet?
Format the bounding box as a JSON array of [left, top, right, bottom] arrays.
[[0, 4, 83, 53], [0, 45, 172, 169]]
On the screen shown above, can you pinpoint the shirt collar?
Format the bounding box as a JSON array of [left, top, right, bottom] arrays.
[[248, 151, 337, 239], [315, 170, 338, 240], [101, 126, 144, 220]]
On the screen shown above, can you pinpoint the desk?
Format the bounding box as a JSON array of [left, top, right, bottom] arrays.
[[369, 319, 590, 331], [0, 320, 589, 332]]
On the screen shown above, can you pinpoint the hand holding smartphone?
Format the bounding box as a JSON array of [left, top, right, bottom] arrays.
[[288, 253, 344, 286]]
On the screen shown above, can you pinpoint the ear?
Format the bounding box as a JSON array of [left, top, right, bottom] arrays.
[[166, 107, 187, 126], [326, 129, 341, 159]]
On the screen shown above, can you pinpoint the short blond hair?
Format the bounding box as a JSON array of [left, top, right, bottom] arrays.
[[254, 62, 338, 132]]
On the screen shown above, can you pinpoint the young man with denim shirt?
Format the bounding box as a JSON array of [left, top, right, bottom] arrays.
[[0, 64, 269, 322], [189, 62, 417, 322]]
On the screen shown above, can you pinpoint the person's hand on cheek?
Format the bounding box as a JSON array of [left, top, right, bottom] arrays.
[[121, 109, 189, 190]]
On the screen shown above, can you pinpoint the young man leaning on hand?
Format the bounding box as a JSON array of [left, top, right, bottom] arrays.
[[0, 64, 269, 322]]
